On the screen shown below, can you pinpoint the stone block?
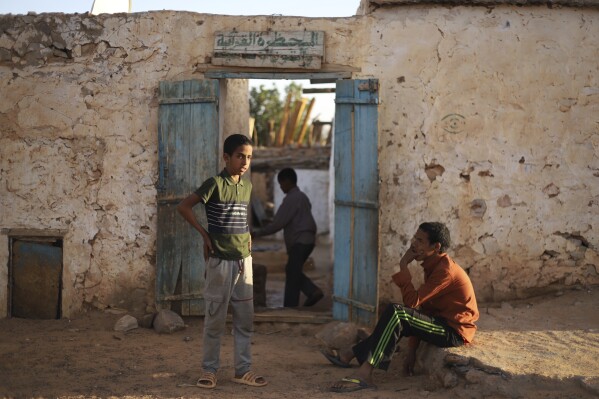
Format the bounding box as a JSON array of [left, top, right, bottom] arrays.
[[444, 353, 470, 367], [153, 309, 185, 334], [114, 314, 138, 332], [139, 313, 156, 329], [464, 368, 488, 384], [315, 321, 359, 350], [441, 370, 459, 388]]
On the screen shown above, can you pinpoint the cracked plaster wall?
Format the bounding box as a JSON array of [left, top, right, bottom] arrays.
[[0, 8, 597, 317], [365, 6, 599, 302], [0, 13, 246, 317], [0, 12, 361, 317]]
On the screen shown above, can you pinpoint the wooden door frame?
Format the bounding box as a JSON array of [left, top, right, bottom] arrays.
[[200, 72, 380, 325]]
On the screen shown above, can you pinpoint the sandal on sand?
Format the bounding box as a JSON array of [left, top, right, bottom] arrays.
[[320, 348, 351, 368], [330, 377, 377, 393], [196, 370, 217, 389], [231, 371, 268, 387]]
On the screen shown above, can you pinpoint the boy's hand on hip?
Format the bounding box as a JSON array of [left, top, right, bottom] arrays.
[[202, 236, 214, 261]]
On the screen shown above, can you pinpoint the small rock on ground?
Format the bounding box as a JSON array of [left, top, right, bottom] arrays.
[[114, 315, 138, 332], [153, 309, 185, 334]]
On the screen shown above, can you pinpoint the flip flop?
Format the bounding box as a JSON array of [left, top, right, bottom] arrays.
[[231, 371, 268, 387], [320, 348, 351, 368], [330, 377, 377, 393], [196, 370, 217, 389]]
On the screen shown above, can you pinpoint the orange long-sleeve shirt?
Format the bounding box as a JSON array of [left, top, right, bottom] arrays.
[[391, 253, 479, 343]]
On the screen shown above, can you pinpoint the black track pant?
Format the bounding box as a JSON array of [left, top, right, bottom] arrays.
[[353, 303, 464, 371]]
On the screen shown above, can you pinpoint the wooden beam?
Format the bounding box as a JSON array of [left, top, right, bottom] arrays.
[[2, 229, 67, 237], [227, 310, 333, 324], [296, 98, 316, 145], [307, 124, 316, 147], [200, 63, 359, 79], [303, 88, 336, 94], [249, 117, 256, 145], [310, 78, 338, 84], [284, 98, 308, 145], [267, 119, 275, 147], [276, 93, 293, 146], [251, 146, 331, 171], [310, 123, 322, 147], [212, 54, 322, 69]]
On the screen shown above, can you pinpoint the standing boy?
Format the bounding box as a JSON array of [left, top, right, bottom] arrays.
[[177, 134, 267, 389], [253, 167, 323, 307]]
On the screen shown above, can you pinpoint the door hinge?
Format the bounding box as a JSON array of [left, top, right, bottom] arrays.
[[358, 80, 379, 93]]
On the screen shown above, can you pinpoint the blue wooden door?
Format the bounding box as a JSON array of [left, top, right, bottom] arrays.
[[156, 80, 219, 316], [333, 79, 379, 326]]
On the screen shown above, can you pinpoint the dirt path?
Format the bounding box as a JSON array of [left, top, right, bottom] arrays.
[[0, 310, 438, 399], [1, 288, 598, 398]]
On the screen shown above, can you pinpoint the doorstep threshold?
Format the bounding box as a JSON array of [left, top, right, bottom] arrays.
[[227, 308, 333, 324]]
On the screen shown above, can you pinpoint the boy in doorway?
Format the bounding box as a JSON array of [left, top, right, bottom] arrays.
[[253, 167, 324, 307], [177, 134, 267, 389]]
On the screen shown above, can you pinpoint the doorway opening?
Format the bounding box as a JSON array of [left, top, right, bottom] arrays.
[[156, 74, 379, 323], [248, 78, 335, 312], [9, 235, 63, 319]]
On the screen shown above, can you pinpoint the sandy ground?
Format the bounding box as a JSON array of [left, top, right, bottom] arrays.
[[1, 238, 598, 398]]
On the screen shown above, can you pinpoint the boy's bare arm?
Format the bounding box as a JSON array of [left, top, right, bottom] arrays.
[[177, 193, 213, 259]]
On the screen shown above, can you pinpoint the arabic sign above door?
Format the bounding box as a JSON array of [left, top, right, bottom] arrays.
[[212, 31, 325, 69]]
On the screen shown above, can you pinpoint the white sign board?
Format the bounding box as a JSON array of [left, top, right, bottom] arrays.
[[213, 31, 325, 69]]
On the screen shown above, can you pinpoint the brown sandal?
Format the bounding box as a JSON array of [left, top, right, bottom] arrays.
[[196, 370, 217, 389], [231, 371, 268, 387]]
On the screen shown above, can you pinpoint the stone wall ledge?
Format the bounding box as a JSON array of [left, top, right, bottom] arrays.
[[369, 0, 599, 8]]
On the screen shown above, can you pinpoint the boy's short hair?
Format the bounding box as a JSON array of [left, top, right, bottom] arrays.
[[277, 168, 297, 185], [418, 222, 451, 253], [223, 134, 253, 155]]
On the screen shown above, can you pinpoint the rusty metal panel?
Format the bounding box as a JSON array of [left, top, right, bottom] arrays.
[[11, 240, 62, 319]]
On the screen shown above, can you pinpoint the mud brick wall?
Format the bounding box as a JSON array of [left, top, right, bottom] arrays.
[[0, 6, 597, 316]]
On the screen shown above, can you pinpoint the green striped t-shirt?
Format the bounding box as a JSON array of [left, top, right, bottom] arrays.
[[194, 169, 252, 260]]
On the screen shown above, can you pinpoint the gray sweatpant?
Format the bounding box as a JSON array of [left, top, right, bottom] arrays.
[[202, 255, 254, 376]]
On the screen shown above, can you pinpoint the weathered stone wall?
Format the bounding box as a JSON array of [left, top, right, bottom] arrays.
[[0, 7, 597, 317], [0, 12, 255, 316], [366, 6, 599, 302], [0, 12, 361, 317]]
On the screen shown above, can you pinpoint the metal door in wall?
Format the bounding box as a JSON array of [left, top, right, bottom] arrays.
[[11, 239, 62, 319], [333, 79, 380, 326], [156, 79, 219, 316]]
